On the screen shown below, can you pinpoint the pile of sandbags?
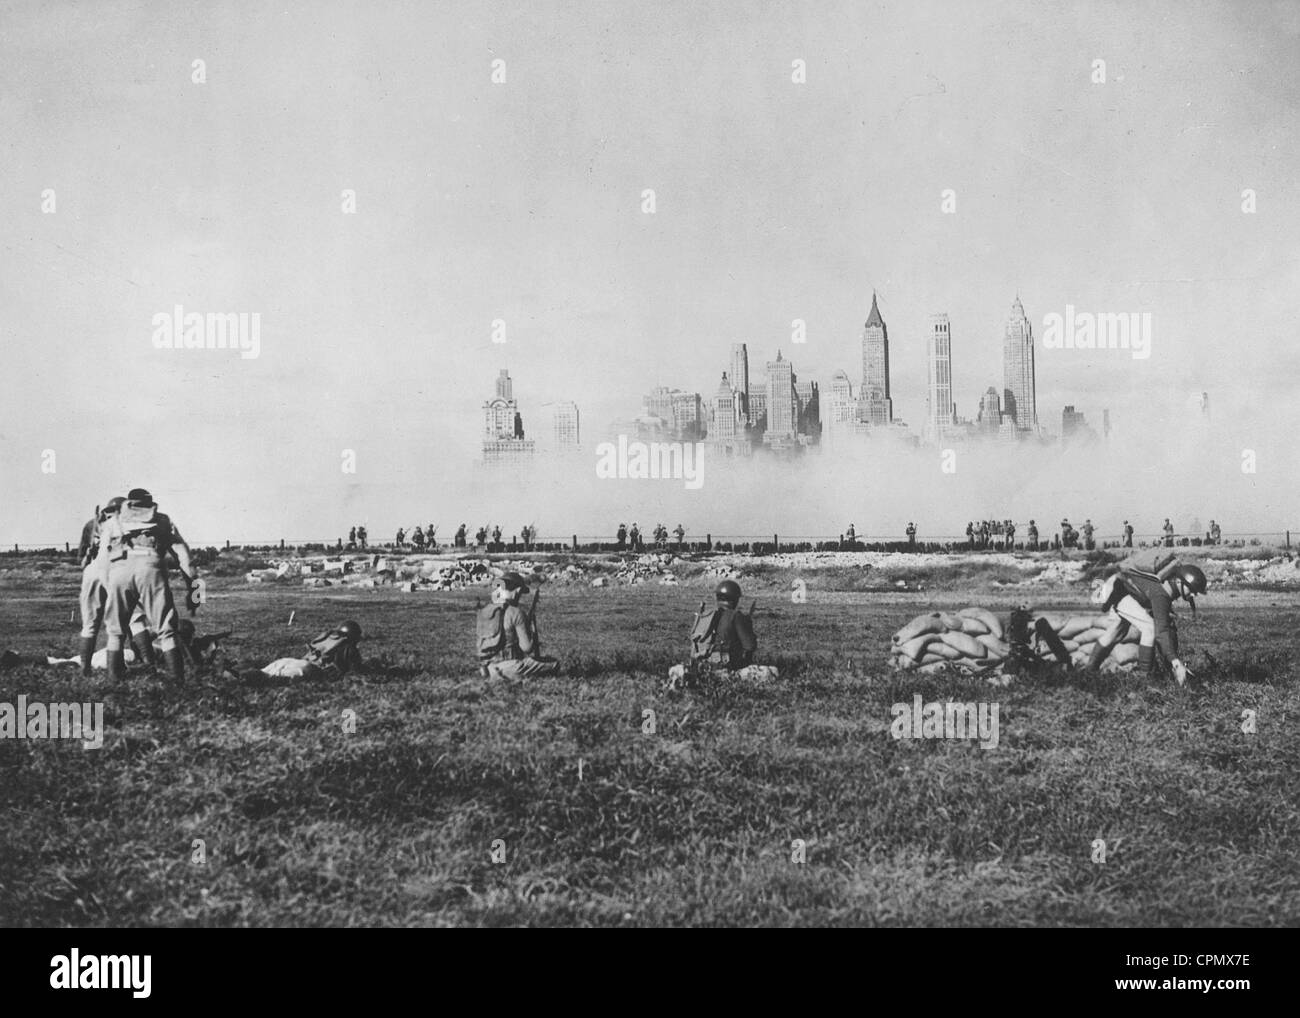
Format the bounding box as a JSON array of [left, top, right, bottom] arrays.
[[890, 607, 1141, 674], [1028, 612, 1140, 668], [891, 608, 1010, 673]]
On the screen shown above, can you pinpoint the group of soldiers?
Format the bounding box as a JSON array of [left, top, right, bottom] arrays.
[[615, 522, 686, 551], [393, 524, 438, 550], [954, 518, 1225, 552], [346, 525, 369, 550]]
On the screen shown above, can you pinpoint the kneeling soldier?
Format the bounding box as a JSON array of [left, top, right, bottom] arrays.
[[669, 579, 779, 688], [476, 572, 560, 680]]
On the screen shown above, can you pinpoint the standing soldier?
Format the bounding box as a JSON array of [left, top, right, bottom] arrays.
[[521, 523, 533, 550], [475, 524, 487, 547], [616, 523, 628, 550], [1082, 519, 1095, 551], [965, 521, 975, 550], [412, 526, 426, 551], [1123, 520, 1134, 548], [357, 525, 368, 550], [100, 488, 198, 684], [630, 523, 642, 551], [980, 520, 991, 549], [1209, 520, 1221, 545], [674, 523, 686, 548], [1027, 519, 1039, 551], [455, 523, 467, 548], [1005, 519, 1016, 550], [348, 525, 357, 549], [1163, 518, 1175, 548], [845, 522, 856, 547], [395, 527, 405, 548], [906, 521, 917, 549], [491, 524, 502, 549]]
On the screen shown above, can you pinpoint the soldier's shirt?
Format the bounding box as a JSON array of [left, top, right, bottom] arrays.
[[78, 517, 98, 565], [105, 506, 183, 562]]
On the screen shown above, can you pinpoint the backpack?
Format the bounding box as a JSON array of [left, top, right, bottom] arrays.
[[689, 607, 725, 665], [476, 603, 508, 661], [305, 630, 359, 676]]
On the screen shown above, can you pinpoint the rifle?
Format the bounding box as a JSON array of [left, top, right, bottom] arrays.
[[527, 586, 542, 654]]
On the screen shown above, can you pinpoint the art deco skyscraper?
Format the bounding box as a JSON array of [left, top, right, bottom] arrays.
[[765, 351, 796, 439], [1002, 296, 1037, 433], [925, 314, 955, 444], [859, 291, 892, 425], [730, 343, 750, 413]]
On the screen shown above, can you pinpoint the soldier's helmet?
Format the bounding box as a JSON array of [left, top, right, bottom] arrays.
[[1172, 565, 1208, 597], [715, 579, 742, 606], [337, 620, 364, 642]]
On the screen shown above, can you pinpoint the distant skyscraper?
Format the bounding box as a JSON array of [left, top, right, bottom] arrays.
[[765, 350, 797, 441], [708, 371, 751, 456], [1061, 404, 1091, 440], [546, 401, 580, 450], [924, 314, 955, 444], [730, 343, 750, 408], [978, 386, 1001, 432], [859, 291, 892, 425], [481, 368, 536, 465], [1002, 296, 1037, 432], [795, 378, 820, 440]]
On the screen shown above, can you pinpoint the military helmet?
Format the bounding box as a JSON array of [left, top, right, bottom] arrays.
[[1172, 565, 1208, 597], [337, 620, 364, 642], [715, 579, 742, 605]]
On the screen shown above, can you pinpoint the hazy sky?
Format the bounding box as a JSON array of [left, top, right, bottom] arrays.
[[2, 0, 1297, 542]]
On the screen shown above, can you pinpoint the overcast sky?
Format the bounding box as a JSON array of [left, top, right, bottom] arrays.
[[2, 0, 1297, 542]]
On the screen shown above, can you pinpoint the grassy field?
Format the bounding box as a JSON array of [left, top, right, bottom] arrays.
[[2, 561, 1299, 927]]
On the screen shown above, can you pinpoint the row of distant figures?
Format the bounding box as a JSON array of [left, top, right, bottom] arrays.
[[5, 532, 1295, 556]]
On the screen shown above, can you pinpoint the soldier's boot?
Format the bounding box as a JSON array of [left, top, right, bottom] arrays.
[[162, 647, 185, 685], [1085, 642, 1112, 672], [1136, 645, 1154, 676], [79, 637, 97, 677], [106, 650, 127, 683], [132, 634, 157, 671]]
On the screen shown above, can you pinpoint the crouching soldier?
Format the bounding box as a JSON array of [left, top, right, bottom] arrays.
[[668, 580, 779, 688], [1086, 555, 1207, 685], [256, 620, 365, 681], [476, 572, 560, 680]]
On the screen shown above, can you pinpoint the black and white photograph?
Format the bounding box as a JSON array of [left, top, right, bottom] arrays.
[[0, 0, 1295, 968]]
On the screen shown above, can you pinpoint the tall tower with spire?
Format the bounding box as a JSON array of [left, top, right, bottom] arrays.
[[1002, 295, 1037, 434], [858, 291, 893, 425]]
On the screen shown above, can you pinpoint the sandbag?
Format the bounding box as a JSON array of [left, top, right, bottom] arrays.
[[896, 633, 941, 662], [959, 616, 991, 636], [893, 613, 948, 645], [937, 630, 987, 658], [922, 640, 963, 660], [975, 633, 1010, 657], [957, 606, 1004, 637]]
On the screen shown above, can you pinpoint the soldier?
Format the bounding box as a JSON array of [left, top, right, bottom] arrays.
[[455, 523, 467, 548], [395, 527, 405, 548], [629, 523, 642, 551], [475, 524, 488, 547], [1027, 519, 1039, 551], [1163, 518, 1175, 547], [491, 524, 502, 549], [845, 523, 856, 547], [966, 521, 975, 550], [906, 521, 917, 549], [980, 520, 991, 549], [1082, 519, 1095, 551], [257, 620, 365, 681], [348, 525, 357, 549], [616, 522, 628, 550], [1123, 520, 1134, 548], [668, 580, 778, 688], [76, 497, 120, 675], [674, 523, 686, 548], [1209, 520, 1221, 545], [357, 525, 368, 550], [521, 523, 534, 550], [1006, 519, 1016, 549], [100, 488, 198, 683], [476, 572, 559, 680], [412, 526, 426, 551], [1088, 556, 1207, 685], [426, 525, 438, 550]]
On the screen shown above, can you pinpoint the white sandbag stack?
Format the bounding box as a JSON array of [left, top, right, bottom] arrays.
[[890, 607, 1010, 674], [1028, 612, 1140, 669]]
